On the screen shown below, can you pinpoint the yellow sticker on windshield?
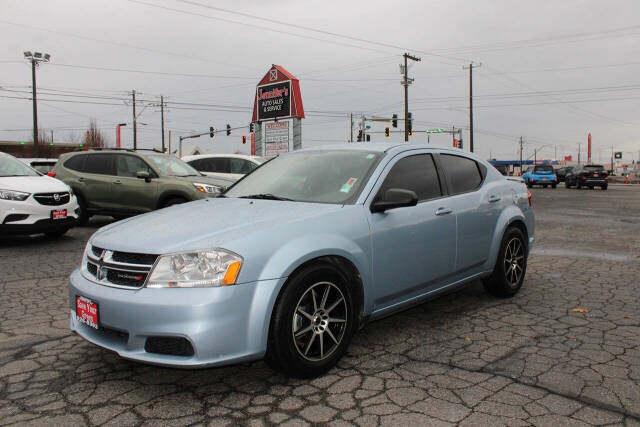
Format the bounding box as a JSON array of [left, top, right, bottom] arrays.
[[340, 177, 357, 193]]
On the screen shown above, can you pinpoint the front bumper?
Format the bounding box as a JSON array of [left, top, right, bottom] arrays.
[[0, 196, 79, 235], [69, 269, 282, 368]]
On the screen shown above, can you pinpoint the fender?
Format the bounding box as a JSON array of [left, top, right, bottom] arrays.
[[484, 205, 528, 272], [256, 233, 374, 316]]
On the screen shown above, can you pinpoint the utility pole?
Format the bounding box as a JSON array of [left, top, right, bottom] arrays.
[[402, 53, 421, 142], [578, 144, 581, 164], [350, 113, 353, 142], [534, 148, 537, 163], [24, 51, 51, 156], [463, 63, 481, 153], [168, 130, 172, 155], [132, 90, 137, 150], [160, 95, 166, 152], [519, 136, 524, 175]]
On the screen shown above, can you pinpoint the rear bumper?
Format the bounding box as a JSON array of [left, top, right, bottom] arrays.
[[582, 179, 607, 186]]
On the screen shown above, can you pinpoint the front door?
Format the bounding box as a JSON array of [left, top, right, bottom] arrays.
[[82, 154, 116, 210], [367, 153, 457, 311], [113, 154, 158, 213]]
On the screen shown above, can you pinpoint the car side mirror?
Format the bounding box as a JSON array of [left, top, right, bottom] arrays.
[[371, 188, 418, 213], [136, 170, 151, 182]]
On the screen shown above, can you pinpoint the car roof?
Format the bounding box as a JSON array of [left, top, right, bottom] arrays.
[[182, 153, 263, 161], [298, 142, 482, 158]]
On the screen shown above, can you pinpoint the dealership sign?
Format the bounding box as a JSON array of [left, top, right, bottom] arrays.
[[252, 65, 304, 122]]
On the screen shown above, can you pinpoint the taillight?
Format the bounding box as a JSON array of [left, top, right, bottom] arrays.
[[582, 175, 587, 180], [527, 190, 532, 207], [47, 171, 56, 177]]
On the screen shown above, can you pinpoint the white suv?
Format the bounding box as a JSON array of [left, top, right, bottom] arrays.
[[182, 154, 266, 182], [1, 152, 79, 237]]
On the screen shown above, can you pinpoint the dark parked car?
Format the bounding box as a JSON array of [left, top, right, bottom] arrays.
[[565, 165, 608, 190], [555, 167, 570, 182]]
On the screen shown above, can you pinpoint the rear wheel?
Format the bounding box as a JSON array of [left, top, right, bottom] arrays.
[[551, 183, 557, 189], [543, 184, 548, 188], [266, 263, 356, 378], [483, 226, 527, 298], [527, 182, 533, 188], [76, 196, 89, 226], [602, 184, 608, 190], [576, 180, 582, 189]]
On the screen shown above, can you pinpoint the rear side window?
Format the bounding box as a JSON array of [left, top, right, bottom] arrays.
[[64, 155, 86, 172], [207, 158, 229, 173], [439, 154, 483, 194], [378, 154, 442, 202], [85, 154, 115, 175]]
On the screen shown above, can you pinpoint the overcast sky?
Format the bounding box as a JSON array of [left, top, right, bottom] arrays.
[[1, 0, 639, 162]]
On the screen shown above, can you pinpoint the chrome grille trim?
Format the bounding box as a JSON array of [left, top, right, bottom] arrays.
[[85, 246, 157, 289]]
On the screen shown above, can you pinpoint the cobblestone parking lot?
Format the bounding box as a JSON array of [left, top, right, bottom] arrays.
[[1, 186, 639, 426]]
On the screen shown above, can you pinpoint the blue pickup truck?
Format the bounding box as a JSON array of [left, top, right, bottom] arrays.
[[522, 165, 558, 188]]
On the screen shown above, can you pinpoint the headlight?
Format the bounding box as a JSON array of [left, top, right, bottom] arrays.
[[66, 185, 74, 197], [146, 249, 242, 288], [192, 182, 223, 194], [0, 189, 30, 201]]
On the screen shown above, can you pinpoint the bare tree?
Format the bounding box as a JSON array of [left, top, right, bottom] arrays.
[[83, 120, 106, 148]]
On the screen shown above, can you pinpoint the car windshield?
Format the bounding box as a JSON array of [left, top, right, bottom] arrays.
[[585, 165, 604, 171], [533, 165, 554, 173], [146, 154, 200, 177], [0, 155, 40, 177], [225, 150, 382, 204]]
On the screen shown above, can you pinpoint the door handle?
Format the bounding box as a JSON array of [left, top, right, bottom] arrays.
[[113, 180, 122, 185], [435, 207, 453, 216], [78, 177, 85, 182], [488, 195, 501, 203]]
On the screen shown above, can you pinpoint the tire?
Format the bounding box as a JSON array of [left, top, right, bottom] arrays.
[[551, 183, 557, 189], [565, 181, 572, 188], [112, 215, 129, 221], [266, 262, 356, 378], [576, 180, 582, 189], [76, 196, 89, 226], [602, 184, 608, 190], [527, 182, 533, 188], [589, 186, 594, 190], [45, 228, 68, 238], [162, 197, 188, 208], [483, 226, 527, 298], [543, 184, 548, 188]]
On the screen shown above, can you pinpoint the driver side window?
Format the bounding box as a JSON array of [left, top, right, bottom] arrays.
[[116, 155, 154, 178], [378, 154, 442, 202]]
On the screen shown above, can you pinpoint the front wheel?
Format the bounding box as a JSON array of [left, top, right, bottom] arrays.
[[266, 263, 356, 378], [162, 197, 188, 208], [527, 182, 533, 188], [483, 226, 527, 298]]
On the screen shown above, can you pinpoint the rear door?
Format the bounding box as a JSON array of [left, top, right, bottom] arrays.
[[83, 154, 117, 210], [367, 152, 457, 310], [114, 154, 158, 213], [437, 153, 501, 275]]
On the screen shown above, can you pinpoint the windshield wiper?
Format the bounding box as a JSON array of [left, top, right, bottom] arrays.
[[239, 193, 294, 201]]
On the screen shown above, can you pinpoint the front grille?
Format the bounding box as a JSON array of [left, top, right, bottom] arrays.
[[86, 245, 156, 289], [34, 192, 70, 206], [145, 337, 194, 357]]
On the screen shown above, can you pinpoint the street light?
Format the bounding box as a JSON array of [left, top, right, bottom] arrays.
[[24, 50, 51, 156]]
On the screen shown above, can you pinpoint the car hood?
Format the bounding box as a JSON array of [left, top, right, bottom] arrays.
[[92, 198, 343, 254], [0, 175, 69, 193]]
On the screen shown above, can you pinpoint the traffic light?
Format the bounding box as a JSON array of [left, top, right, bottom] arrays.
[[250, 122, 257, 133], [226, 124, 231, 136], [242, 135, 247, 144], [357, 129, 362, 142], [407, 112, 412, 135], [458, 139, 463, 149], [392, 114, 398, 128], [209, 126, 214, 138], [384, 127, 390, 138], [366, 134, 371, 142]]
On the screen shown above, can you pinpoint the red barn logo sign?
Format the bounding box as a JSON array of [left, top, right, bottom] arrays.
[[253, 65, 304, 122]]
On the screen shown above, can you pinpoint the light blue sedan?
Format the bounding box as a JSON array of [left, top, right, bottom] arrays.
[[69, 143, 534, 377]]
